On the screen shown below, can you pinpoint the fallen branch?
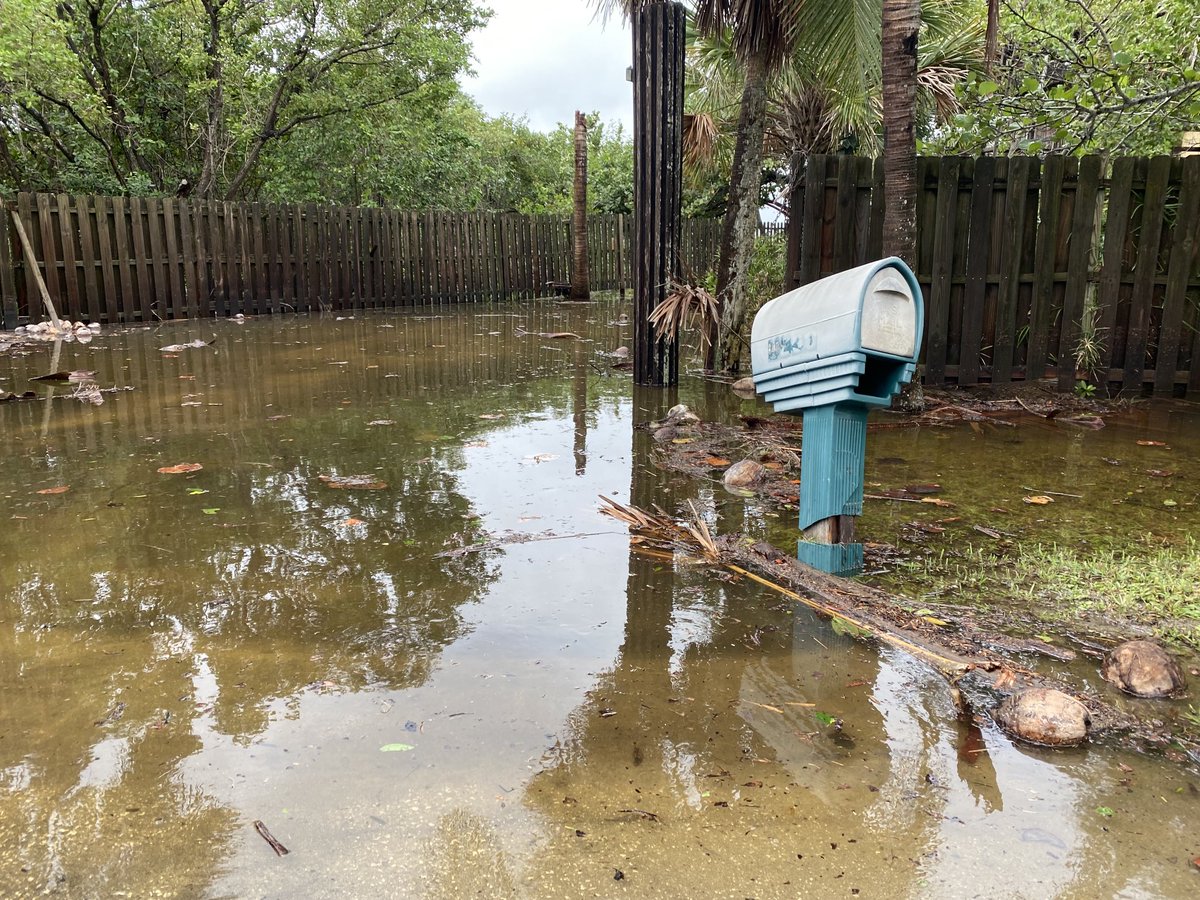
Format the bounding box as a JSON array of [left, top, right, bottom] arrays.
[[598, 497, 1200, 758]]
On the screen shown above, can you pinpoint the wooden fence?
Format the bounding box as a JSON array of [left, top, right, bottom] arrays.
[[788, 154, 1200, 394], [0, 195, 722, 328]]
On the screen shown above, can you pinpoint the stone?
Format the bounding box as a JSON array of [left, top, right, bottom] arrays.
[[651, 425, 681, 443], [666, 403, 690, 420], [1100, 640, 1185, 698], [731, 376, 757, 396], [995, 688, 1089, 746], [723, 459, 765, 489]]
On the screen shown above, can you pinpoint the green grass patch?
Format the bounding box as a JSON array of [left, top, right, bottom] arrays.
[[898, 538, 1200, 648]]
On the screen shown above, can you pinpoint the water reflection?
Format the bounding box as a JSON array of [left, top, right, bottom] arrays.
[[2, 304, 1198, 898]]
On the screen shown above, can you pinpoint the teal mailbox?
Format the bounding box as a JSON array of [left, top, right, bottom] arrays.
[[750, 258, 924, 576]]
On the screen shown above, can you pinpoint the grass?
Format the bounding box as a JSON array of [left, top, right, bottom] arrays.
[[898, 538, 1200, 649]]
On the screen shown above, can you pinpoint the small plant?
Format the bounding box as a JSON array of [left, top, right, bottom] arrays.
[[1074, 379, 1097, 398]]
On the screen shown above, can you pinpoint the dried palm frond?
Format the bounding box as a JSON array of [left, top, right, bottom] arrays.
[[683, 111, 721, 174], [647, 280, 720, 348], [683, 501, 719, 559], [599, 495, 719, 561]]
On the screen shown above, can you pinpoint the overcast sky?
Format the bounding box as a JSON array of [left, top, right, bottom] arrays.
[[462, 1, 634, 134]]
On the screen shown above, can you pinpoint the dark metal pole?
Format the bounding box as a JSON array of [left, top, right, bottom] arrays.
[[631, 1, 684, 386]]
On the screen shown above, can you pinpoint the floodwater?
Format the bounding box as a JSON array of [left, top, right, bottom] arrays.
[[1, 301, 1198, 899]]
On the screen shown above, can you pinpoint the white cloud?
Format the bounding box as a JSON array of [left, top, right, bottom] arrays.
[[462, 1, 633, 134]]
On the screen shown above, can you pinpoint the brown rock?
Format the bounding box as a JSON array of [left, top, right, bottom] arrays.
[[1100, 640, 1185, 698], [731, 376, 757, 397], [723, 459, 766, 489], [652, 425, 682, 443], [995, 688, 1089, 747]]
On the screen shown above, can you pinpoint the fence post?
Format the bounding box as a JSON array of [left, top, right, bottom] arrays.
[[631, 0, 685, 386]]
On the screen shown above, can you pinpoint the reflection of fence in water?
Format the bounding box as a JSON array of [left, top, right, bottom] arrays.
[[2, 303, 605, 447]]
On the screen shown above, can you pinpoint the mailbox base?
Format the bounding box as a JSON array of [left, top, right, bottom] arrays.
[[796, 540, 863, 577]]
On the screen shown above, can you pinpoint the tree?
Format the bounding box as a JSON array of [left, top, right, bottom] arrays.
[[693, 1, 793, 374], [570, 110, 590, 298], [931, 0, 1200, 156], [881, 0, 921, 264], [0, 0, 487, 198]]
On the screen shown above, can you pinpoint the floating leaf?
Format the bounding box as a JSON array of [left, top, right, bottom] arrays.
[[478, 414, 505, 420], [200, 507, 219, 515], [188, 488, 209, 495], [1163, 499, 1178, 507], [36, 486, 70, 495], [1096, 806, 1115, 818], [318, 474, 387, 490], [704, 456, 731, 467], [158, 463, 203, 474], [523, 453, 558, 464], [1146, 469, 1174, 478], [367, 420, 396, 426], [671, 437, 694, 444], [380, 743, 415, 752], [920, 497, 954, 508], [344, 517, 365, 526], [1023, 495, 1054, 505], [814, 711, 836, 727], [1136, 440, 1169, 448]]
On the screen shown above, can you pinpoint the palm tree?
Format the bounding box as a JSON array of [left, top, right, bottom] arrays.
[[570, 111, 591, 299], [881, 0, 921, 264], [694, 1, 792, 373]]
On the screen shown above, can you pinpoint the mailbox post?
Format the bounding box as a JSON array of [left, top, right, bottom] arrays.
[[750, 258, 924, 576]]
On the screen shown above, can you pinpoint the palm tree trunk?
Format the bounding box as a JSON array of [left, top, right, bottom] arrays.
[[570, 111, 590, 299], [881, 0, 921, 266], [709, 49, 769, 374], [985, 0, 1000, 74]]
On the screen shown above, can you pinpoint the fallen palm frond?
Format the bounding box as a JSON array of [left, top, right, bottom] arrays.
[[647, 280, 720, 348], [683, 500, 719, 558], [598, 495, 718, 561]]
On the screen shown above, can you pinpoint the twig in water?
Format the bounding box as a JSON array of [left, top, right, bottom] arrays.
[[253, 820, 290, 856], [1020, 487, 1083, 499]]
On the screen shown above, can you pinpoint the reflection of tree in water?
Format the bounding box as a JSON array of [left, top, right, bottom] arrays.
[[0, 322, 531, 895]]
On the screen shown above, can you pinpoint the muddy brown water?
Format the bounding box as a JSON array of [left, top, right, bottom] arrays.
[[1, 302, 1198, 898]]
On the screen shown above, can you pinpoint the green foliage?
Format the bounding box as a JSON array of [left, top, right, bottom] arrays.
[[0, 2, 635, 213], [929, 0, 1200, 155]]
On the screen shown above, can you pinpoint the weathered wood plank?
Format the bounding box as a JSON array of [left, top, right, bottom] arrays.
[[129, 198, 153, 322], [924, 157, 962, 383], [1123, 156, 1172, 390], [0, 199, 18, 328], [35, 193, 63, 318], [1026, 156, 1066, 380], [94, 195, 120, 323], [1157, 156, 1200, 393], [1094, 157, 1136, 378], [1057, 155, 1103, 389], [56, 193, 83, 321], [111, 196, 136, 321], [146, 198, 168, 320], [958, 156, 996, 385]]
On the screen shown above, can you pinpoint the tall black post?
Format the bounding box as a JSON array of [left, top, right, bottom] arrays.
[[631, 1, 684, 386]]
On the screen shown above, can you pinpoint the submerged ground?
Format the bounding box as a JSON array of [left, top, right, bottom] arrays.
[[1, 300, 1198, 898]]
